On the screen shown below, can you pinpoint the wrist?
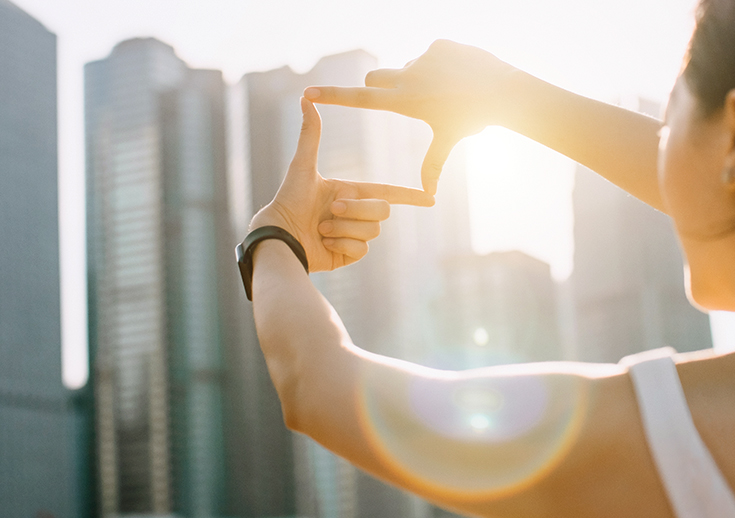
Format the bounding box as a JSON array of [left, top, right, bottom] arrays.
[[490, 66, 532, 128], [252, 239, 297, 268], [465, 54, 520, 128], [496, 68, 563, 134], [237, 225, 309, 301], [249, 203, 293, 234]]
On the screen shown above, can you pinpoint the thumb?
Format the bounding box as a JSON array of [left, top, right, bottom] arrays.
[[289, 97, 322, 174], [421, 131, 457, 196]]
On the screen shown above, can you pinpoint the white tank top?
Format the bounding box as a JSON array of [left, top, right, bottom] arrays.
[[620, 347, 735, 518]]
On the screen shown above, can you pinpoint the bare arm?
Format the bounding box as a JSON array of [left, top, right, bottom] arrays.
[[252, 246, 735, 517], [501, 68, 663, 211], [251, 239, 672, 517], [305, 40, 664, 211]]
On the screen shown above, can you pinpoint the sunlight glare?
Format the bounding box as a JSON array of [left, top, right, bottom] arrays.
[[465, 127, 575, 281]]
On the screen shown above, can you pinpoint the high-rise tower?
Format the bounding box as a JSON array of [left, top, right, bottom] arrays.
[[569, 100, 712, 362], [85, 37, 237, 516], [0, 1, 82, 516]]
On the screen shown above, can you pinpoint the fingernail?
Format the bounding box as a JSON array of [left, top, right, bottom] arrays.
[[319, 221, 334, 234], [305, 87, 321, 100], [332, 201, 346, 214], [322, 238, 335, 246]]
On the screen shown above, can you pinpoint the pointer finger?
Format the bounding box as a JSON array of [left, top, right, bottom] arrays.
[[351, 182, 435, 207], [304, 86, 398, 111]]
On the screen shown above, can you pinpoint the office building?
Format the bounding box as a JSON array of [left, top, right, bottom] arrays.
[[433, 251, 563, 370], [570, 99, 712, 362], [0, 1, 83, 516], [85, 37, 238, 516]]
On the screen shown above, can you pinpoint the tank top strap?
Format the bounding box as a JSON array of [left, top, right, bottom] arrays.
[[619, 347, 735, 518]]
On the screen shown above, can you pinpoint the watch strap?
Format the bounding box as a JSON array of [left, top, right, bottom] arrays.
[[235, 225, 309, 301]]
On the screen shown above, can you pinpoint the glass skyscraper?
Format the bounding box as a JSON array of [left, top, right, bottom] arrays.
[[85, 37, 238, 516], [0, 1, 82, 516]]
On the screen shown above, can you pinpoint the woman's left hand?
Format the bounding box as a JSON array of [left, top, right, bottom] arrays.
[[249, 97, 434, 272]]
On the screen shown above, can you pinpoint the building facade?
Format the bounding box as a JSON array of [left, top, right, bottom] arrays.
[[569, 99, 712, 362], [435, 251, 564, 370], [0, 1, 83, 516], [85, 37, 239, 516]]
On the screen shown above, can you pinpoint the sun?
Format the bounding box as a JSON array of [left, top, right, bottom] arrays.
[[464, 126, 576, 281]]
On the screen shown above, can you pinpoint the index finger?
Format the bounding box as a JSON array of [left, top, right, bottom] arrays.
[[304, 86, 398, 111], [351, 181, 435, 207]]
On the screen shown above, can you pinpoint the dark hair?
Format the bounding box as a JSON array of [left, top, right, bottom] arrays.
[[682, 0, 735, 116]]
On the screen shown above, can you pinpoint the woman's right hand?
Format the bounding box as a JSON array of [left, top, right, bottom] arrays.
[[304, 40, 517, 195]]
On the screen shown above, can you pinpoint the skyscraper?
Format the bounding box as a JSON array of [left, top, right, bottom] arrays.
[[230, 49, 473, 518], [569, 99, 712, 362], [434, 251, 563, 370], [0, 1, 82, 516], [85, 37, 238, 516]]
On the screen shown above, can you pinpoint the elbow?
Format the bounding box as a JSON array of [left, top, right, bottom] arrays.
[[281, 399, 302, 432], [276, 368, 304, 432], [262, 344, 308, 433]]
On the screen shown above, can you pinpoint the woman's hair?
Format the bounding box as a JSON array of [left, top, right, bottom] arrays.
[[683, 0, 735, 117]]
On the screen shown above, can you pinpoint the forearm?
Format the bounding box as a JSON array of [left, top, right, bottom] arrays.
[[252, 240, 351, 427], [500, 69, 664, 212], [251, 240, 386, 465]]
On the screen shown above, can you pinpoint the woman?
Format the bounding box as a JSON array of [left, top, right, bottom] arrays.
[[242, 0, 735, 516]]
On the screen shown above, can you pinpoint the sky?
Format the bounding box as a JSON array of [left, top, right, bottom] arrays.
[[10, 0, 709, 387]]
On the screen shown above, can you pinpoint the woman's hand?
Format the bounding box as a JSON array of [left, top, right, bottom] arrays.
[[249, 97, 434, 272], [303, 40, 517, 195]]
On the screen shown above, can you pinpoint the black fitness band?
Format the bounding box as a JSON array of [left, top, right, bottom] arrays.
[[235, 225, 309, 301]]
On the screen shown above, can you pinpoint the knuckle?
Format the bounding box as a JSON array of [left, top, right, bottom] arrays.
[[369, 222, 381, 240], [356, 241, 369, 258], [379, 201, 390, 220], [355, 89, 372, 107], [425, 161, 443, 177], [429, 39, 447, 51], [378, 184, 389, 199]]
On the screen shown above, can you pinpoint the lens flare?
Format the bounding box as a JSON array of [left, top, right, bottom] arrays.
[[358, 367, 587, 498], [473, 327, 490, 346], [469, 414, 491, 431]]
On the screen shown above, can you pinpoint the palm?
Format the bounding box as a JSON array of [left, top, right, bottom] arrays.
[[270, 177, 365, 272]]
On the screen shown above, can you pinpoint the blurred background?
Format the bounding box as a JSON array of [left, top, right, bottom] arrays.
[[2, 0, 733, 516]]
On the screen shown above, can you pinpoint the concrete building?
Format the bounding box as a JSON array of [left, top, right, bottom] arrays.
[[0, 1, 83, 516], [85, 37, 239, 516], [569, 100, 712, 362], [433, 251, 564, 370]]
